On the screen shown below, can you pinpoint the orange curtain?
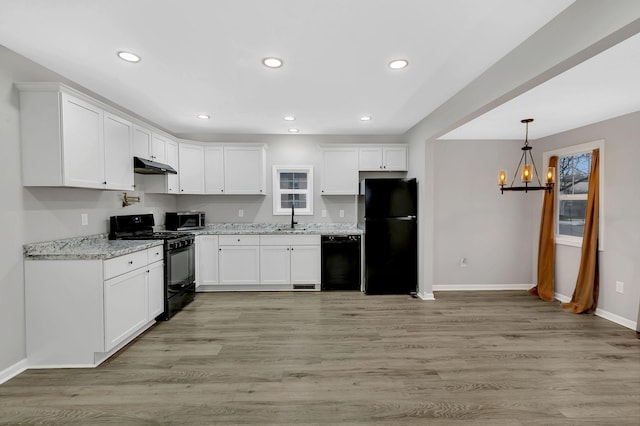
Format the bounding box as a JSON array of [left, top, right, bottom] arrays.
[[530, 156, 558, 301], [562, 149, 600, 314]]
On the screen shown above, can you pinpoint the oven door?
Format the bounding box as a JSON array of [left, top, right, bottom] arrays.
[[166, 242, 195, 297]]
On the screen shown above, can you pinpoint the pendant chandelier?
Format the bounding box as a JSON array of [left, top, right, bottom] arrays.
[[499, 118, 555, 194]]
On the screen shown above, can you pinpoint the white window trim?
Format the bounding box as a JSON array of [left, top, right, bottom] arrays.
[[272, 165, 314, 216], [543, 139, 604, 251]]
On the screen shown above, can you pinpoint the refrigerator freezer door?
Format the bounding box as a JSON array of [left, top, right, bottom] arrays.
[[364, 178, 417, 218], [364, 218, 417, 294]]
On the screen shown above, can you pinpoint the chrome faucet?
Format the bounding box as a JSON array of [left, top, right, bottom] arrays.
[[291, 203, 298, 229]]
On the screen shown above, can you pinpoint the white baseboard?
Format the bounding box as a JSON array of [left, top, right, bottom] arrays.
[[433, 284, 533, 291], [0, 358, 28, 385], [417, 292, 435, 300], [554, 291, 636, 331]]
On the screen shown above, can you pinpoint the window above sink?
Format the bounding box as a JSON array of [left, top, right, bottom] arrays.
[[272, 165, 314, 216]]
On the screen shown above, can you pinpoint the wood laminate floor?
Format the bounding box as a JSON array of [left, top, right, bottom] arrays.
[[1, 291, 639, 425]]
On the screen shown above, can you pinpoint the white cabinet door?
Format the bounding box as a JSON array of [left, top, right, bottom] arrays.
[[103, 112, 134, 191], [204, 146, 225, 194], [383, 146, 408, 171], [151, 133, 168, 163], [178, 143, 205, 194], [260, 246, 291, 285], [219, 246, 260, 284], [104, 268, 148, 351], [358, 146, 384, 171], [224, 145, 266, 194], [132, 125, 152, 160], [320, 147, 358, 195], [61, 93, 105, 188], [196, 235, 219, 286], [147, 260, 164, 320], [165, 140, 179, 193], [290, 245, 321, 285]]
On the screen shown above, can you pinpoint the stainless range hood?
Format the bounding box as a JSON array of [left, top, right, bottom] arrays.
[[133, 156, 177, 175]]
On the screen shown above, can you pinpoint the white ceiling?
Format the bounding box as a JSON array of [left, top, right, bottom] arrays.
[[0, 0, 577, 136], [439, 31, 640, 140]]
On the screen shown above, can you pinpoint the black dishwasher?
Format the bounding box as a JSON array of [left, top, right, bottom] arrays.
[[321, 235, 361, 291]]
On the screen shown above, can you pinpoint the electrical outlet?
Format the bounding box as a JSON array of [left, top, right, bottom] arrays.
[[81, 213, 88, 226], [615, 281, 624, 294], [339, 209, 345, 218], [238, 209, 244, 218], [321, 209, 327, 218]]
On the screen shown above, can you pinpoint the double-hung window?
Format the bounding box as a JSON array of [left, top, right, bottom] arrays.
[[544, 139, 604, 248], [272, 166, 314, 215]]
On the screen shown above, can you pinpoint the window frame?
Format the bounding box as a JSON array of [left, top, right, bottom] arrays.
[[272, 165, 314, 216], [543, 139, 604, 250]]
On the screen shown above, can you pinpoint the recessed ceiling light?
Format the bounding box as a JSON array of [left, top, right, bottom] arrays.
[[263, 57, 283, 68], [283, 115, 296, 121], [196, 114, 211, 120], [288, 128, 299, 133], [360, 115, 372, 121], [117, 51, 141, 63], [388, 59, 408, 70]]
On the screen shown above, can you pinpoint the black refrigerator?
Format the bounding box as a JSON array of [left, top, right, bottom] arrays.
[[360, 178, 417, 295]]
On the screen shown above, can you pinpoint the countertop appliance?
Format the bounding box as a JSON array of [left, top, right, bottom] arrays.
[[321, 235, 361, 291], [359, 178, 417, 295], [166, 211, 205, 231], [109, 214, 195, 320]]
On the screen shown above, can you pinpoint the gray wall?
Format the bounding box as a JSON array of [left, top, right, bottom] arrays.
[[175, 135, 403, 224], [532, 112, 640, 323], [431, 139, 536, 287]]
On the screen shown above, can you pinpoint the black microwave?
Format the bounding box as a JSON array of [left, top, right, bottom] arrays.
[[165, 212, 205, 231]]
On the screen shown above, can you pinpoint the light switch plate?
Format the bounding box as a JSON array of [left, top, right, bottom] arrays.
[[81, 213, 88, 226], [238, 209, 244, 218], [339, 209, 345, 218]]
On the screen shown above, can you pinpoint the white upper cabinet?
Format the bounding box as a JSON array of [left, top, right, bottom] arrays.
[[18, 83, 138, 190], [358, 145, 408, 171], [151, 133, 168, 163], [132, 125, 152, 160], [178, 143, 205, 194], [103, 112, 134, 190], [165, 140, 179, 194], [224, 145, 266, 194], [204, 146, 224, 194], [60, 94, 105, 188], [320, 146, 359, 195]]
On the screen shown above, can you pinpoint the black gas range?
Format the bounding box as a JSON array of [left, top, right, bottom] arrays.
[[109, 214, 195, 320]]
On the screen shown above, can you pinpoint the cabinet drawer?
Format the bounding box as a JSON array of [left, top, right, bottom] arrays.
[[219, 234, 260, 246], [260, 234, 320, 246], [104, 250, 148, 280], [147, 246, 164, 264]]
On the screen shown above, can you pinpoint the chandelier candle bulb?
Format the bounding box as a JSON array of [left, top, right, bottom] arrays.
[[499, 170, 507, 186], [521, 164, 533, 183], [546, 167, 556, 184]]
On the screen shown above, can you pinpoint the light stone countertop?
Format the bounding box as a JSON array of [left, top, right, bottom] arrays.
[[24, 234, 163, 261], [190, 223, 363, 236], [23, 223, 362, 261]]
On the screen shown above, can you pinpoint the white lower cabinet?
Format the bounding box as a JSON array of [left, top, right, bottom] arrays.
[[218, 235, 260, 285], [25, 246, 164, 368], [196, 233, 320, 290], [104, 267, 148, 351], [195, 235, 219, 287], [147, 260, 165, 319], [260, 235, 321, 288], [260, 245, 291, 285]]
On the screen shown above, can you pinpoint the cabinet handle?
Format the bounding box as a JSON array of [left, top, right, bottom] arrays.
[[103, 181, 107, 185], [221, 189, 224, 192], [181, 189, 184, 192], [128, 261, 133, 265], [219, 248, 222, 251], [237, 238, 240, 242]]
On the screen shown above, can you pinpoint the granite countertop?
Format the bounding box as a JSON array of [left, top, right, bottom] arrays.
[[24, 234, 163, 261], [23, 223, 362, 261], [190, 223, 363, 236]]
